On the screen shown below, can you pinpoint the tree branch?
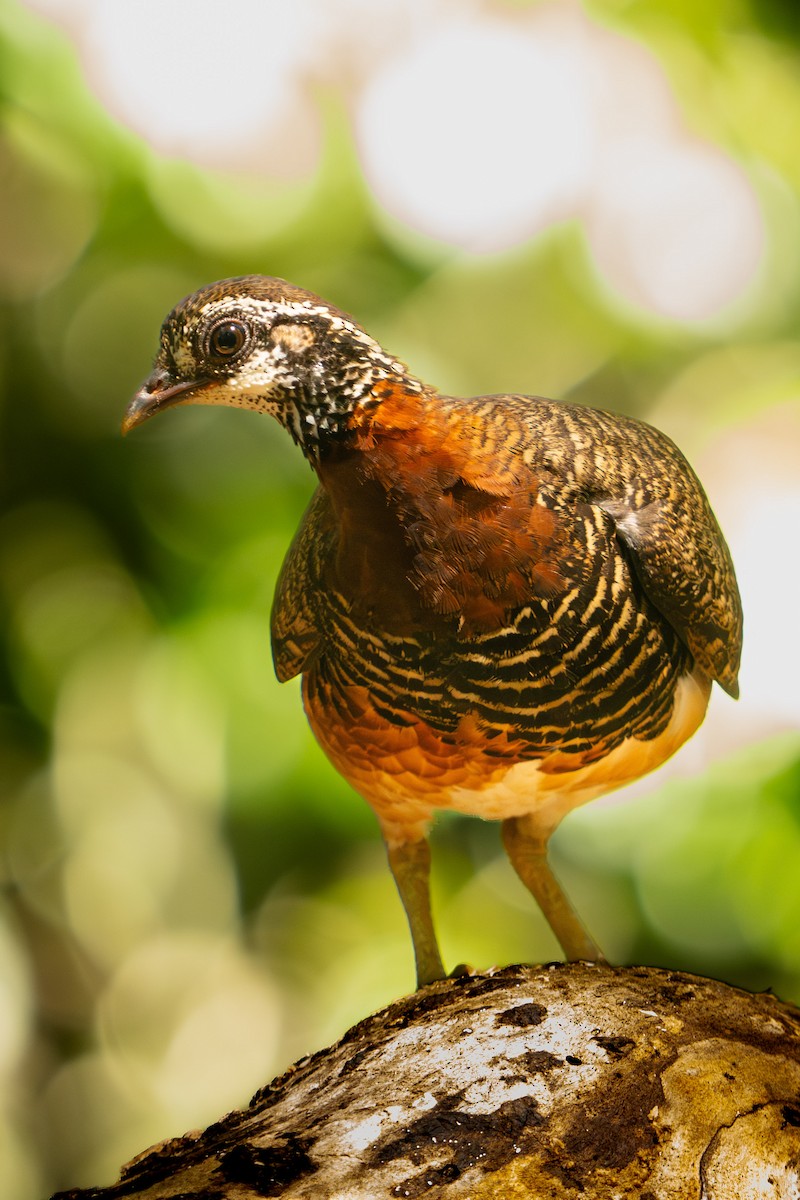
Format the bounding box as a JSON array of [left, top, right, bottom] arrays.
[[52, 963, 800, 1199]]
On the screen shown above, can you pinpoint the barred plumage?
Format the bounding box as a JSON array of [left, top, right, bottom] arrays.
[[126, 276, 742, 987]]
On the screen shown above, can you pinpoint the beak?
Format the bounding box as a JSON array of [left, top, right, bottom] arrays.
[[122, 368, 205, 435]]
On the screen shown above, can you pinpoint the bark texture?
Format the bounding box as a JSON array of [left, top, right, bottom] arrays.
[[53, 963, 800, 1199]]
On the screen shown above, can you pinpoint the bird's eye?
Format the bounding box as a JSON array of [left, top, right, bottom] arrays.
[[208, 320, 248, 359]]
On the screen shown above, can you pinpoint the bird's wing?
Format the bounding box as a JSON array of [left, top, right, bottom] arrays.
[[574, 411, 742, 698], [493, 397, 742, 697], [597, 485, 741, 697], [270, 485, 333, 682]]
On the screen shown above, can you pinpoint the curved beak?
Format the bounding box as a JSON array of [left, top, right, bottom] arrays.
[[122, 368, 205, 435]]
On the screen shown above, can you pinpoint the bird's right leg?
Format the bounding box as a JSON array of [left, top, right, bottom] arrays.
[[386, 837, 446, 987], [502, 813, 605, 963]]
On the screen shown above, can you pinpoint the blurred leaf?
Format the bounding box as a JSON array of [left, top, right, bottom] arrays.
[[1, 2, 800, 1195]]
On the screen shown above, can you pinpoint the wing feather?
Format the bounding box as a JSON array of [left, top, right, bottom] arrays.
[[270, 486, 333, 682]]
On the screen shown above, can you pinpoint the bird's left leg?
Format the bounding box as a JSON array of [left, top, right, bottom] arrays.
[[386, 837, 446, 987], [502, 812, 605, 963]]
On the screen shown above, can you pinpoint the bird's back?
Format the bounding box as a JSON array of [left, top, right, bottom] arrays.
[[271, 390, 740, 836]]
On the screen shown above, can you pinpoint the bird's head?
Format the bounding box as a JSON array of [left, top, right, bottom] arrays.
[[123, 276, 418, 458]]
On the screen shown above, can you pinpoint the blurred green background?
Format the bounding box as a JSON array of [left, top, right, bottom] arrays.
[[1, 0, 799, 1194]]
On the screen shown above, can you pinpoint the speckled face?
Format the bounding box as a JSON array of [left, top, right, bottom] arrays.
[[126, 275, 417, 456]]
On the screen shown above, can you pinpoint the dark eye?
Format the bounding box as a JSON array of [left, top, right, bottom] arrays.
[[208, 320, 248, 359]]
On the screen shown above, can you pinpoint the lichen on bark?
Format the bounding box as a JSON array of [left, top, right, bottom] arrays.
[[52, 963, 800, 1199]]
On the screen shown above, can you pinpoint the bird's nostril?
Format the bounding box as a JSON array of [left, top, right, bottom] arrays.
[[144, 368, 171, 394]]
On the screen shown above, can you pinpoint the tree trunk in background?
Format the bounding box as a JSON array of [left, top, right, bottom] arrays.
[[52, 963, 800, 1199]]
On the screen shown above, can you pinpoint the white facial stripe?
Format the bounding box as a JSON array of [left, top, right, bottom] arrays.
[[178, 369, 284, 412], [218, 350, 293, 401], [194, 295, 399, 372]]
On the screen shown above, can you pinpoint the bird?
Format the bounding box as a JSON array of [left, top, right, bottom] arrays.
[[124, 275, 742, 987]]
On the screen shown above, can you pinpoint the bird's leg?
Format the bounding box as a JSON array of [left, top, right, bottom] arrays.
[[501, 814, 605, 963], [386, 838, 446, 987]]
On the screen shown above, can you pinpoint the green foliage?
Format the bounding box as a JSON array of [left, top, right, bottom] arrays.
[[1, 0, 799, 1194]]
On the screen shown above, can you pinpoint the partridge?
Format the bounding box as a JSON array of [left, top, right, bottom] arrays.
[[124, 276, 742, 986]]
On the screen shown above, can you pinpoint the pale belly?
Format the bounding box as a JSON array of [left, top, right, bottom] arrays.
[[302, 667, 712, 846]]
